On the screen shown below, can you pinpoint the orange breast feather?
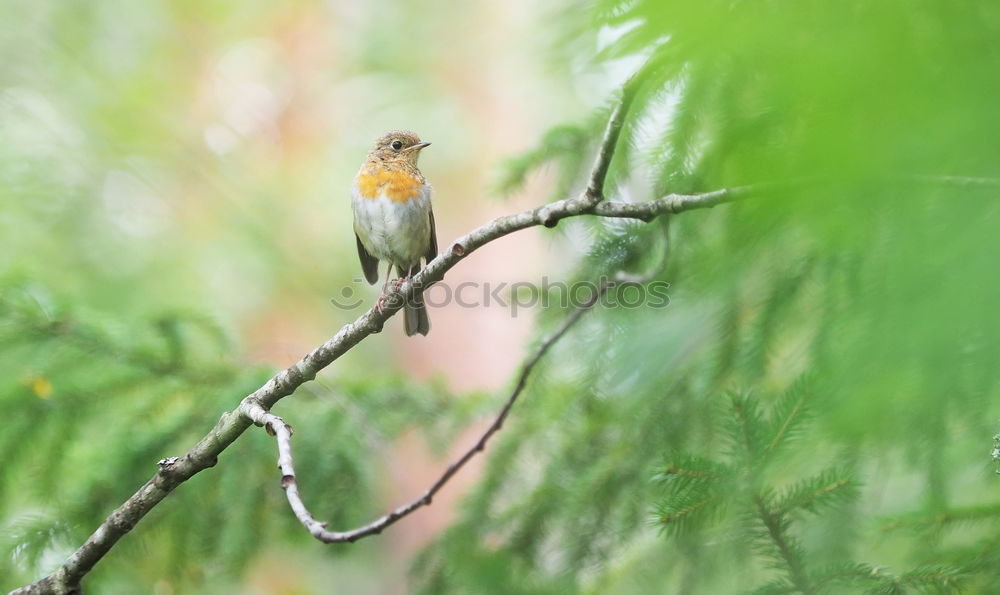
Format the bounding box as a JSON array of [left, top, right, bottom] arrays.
[[356, 168, 423, 203]]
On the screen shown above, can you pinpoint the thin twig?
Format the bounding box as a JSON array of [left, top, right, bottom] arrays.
[[583, 57, 659, 204], [241, 282, 612, 543], [584, 100, 629, 203]]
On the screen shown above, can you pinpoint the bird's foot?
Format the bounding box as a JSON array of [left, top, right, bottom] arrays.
[[376, 278, 407, 314]]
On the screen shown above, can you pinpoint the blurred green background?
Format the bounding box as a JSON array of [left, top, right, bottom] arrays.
[[3, 1, 1000, 593]]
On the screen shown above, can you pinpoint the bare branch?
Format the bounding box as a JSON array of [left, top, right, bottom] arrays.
[[583, 100, 629, 204], [583, 58, 656, 204], [241, 282, 612, 543], [594, 187, 747, 222]]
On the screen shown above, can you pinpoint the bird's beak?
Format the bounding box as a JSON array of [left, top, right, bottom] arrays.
[[405, 141, 431, 152]]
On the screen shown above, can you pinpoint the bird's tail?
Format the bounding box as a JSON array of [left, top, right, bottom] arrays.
[[403, 300, 430, 336], [400, 263, 430, 336]]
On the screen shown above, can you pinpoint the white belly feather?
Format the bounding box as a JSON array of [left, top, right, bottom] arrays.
[[352, 184, 432, 270]]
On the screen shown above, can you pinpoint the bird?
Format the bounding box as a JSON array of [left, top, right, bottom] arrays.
[[351, 130, 437, 336]]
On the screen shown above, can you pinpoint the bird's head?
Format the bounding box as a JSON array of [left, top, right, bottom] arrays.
[[368, 130, 430, 165]]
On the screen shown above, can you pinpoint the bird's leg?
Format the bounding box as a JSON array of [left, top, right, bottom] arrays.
[[389, 265, 418, 308], [389, 265, 407, 292], [375, 265, 394, 314], [381, 264, 393, 294]]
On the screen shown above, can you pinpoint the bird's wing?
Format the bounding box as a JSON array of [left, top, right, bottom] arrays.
[[424, 184, 438, 263], [356, 232, 379, 285], [426, 207, 438, 263], [352, 183, 380, 285]]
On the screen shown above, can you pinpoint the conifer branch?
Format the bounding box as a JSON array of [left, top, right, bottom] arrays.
[[662, 465, 718, 480], [880, 502, 1000, 530], [777, 474, 856, 515], [755, 497, 813, 594], [765, 397, 806, 454], [659, 496, 716, 525]]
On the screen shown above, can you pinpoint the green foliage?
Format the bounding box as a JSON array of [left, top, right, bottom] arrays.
[[416, 1, 1000, 594], [650, 385, 877, 592], [0, 279, 470, 590]]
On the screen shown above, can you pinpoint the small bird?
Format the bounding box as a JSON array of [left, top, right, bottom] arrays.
[[351, 130, 437, 336]]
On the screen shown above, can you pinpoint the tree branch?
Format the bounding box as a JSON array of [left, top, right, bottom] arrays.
[[584, 96, 630, 203], [240, 280, 613, 543], [583, 56, 657, 203]]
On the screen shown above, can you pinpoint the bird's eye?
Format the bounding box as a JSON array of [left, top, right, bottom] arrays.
[[391, 140, 403, 150]]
